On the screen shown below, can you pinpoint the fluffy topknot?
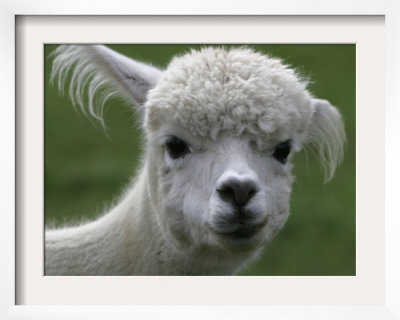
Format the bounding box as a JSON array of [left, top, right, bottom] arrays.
[[145, 47, 313, 144]]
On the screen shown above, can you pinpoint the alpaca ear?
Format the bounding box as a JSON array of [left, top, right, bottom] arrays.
[[51, 45, 163, 125], [306, 98, 346, 182]]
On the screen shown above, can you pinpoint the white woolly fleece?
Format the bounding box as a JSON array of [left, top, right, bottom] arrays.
[[145, 47, 313, 145]]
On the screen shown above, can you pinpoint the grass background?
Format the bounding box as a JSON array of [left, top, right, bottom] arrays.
[[45, 44, 356, 276]]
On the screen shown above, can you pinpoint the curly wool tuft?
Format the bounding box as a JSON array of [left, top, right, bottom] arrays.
[[145, 47, 313, 144]]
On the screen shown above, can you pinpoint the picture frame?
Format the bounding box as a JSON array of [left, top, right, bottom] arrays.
[[1, 1, 399, 319]]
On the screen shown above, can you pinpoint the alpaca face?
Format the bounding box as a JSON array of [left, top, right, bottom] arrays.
[[151, 127, 295, 252]]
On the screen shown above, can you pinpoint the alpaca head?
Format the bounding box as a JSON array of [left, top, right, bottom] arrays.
[[143, 47, 345, 252], [52, 45, 345, 254]]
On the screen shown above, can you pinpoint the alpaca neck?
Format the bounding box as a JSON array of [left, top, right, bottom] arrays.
[[46, 167, 255, 275]]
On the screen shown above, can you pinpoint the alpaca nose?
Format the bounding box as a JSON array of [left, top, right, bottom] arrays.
[[217, 177, 259, 208]]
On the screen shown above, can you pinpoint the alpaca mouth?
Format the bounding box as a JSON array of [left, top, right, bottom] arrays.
[[224, 223, 265, 239], [210, 220, 267, 240]]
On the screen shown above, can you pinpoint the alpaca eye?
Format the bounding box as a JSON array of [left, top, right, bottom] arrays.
[[273, 140, 291, 164], [165, 136, 189, 159]]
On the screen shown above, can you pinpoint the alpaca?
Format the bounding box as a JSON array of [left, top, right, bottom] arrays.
[[45, 45, 345, 275]]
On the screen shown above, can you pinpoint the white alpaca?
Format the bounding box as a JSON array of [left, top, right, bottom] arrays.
[[45, 45, 345, 275]]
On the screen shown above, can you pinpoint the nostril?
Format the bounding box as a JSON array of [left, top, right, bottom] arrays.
[[217, 185, 236, 203], [217, 178, 259, 207], [247, 188, 257, 200]]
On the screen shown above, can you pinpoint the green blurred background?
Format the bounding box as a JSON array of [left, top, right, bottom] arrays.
[[45, 44, 355, 276]]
